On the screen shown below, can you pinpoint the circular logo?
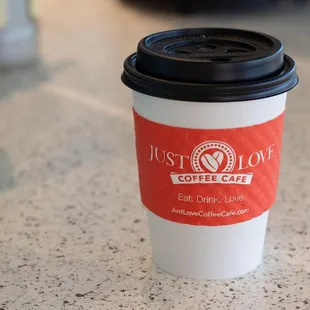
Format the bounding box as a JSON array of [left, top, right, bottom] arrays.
[[191, 141, 236, 173]]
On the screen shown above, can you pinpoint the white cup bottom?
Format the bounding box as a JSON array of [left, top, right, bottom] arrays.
[[148, 210, 269, 280]]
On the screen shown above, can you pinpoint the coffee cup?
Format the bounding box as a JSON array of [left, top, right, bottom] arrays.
[[122, 28, 298, 279]]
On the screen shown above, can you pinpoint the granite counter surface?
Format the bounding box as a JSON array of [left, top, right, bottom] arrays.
[[0, 1, 309, 309]]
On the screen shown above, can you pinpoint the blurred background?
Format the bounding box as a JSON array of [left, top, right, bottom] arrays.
[[0, 0, 309, 109], [0, 1, 309, 309], [1, 0, 310, 101]]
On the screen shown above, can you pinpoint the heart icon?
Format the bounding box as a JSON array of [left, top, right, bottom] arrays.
[[201, 151, 224, 172], [213, 151, 224, 165]]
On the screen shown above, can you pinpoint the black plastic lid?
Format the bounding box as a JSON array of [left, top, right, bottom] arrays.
[[122, 28, 298, 102]]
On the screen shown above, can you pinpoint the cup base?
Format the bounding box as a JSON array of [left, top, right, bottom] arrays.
[[153, 258, 262, 281], [147, 210, 268, 280]]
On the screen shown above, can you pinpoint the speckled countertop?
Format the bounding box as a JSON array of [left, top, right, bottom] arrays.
[[0, 1, 309, 309]]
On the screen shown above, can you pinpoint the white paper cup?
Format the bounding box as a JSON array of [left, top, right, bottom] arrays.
[[133, 92, 287, 279], [122, 28, 298, 279]]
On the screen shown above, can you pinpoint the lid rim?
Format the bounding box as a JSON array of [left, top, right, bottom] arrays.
[[122, 54, 298, 102]]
